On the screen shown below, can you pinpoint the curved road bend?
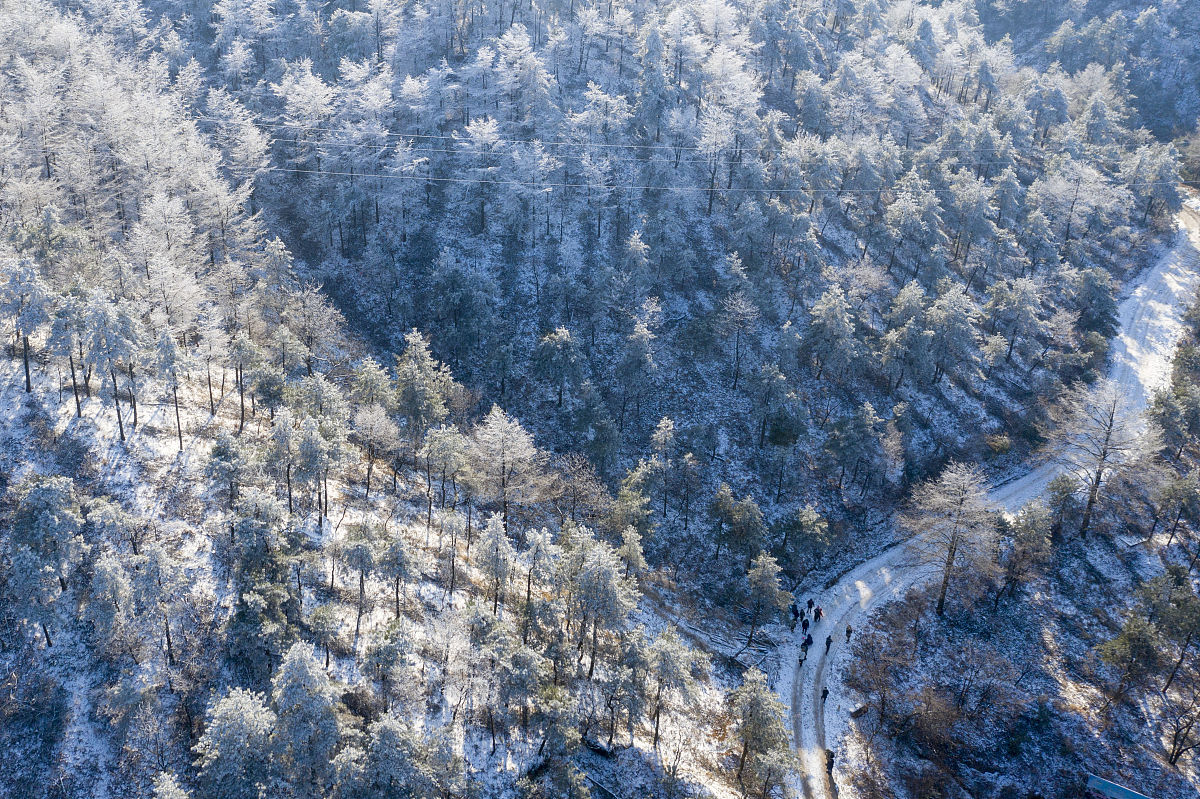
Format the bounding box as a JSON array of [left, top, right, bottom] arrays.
[[791, 204, 1200, 799]]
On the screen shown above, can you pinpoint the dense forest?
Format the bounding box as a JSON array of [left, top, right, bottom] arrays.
[[1, 0, 1198, 797]]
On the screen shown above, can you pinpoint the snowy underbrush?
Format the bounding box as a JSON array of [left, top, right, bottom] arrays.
[[836, 532, 1200, 799], [0, 351, 770, 799]]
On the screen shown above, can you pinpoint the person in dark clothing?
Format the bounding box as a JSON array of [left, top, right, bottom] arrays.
[[807, 598, 814, 611], [814, 606, 823, 621], [791, 602, 800, 620], [824, 635, 833, 653], [821, 686, 829, 703], [845, 624, 853, 642], [801, 618, 810, 634], [804, 634, 813, 648]]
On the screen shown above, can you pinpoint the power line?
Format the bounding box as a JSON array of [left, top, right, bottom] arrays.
[[199, 115, 720, 152], [196, 114, 1049, 157], [241, 163, 1187, 195], [257, 134, 1038, 171]]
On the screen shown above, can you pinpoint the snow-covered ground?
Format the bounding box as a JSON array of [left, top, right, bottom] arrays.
[[786, 203, 1200, 799], [992, 202, 1200, 513]]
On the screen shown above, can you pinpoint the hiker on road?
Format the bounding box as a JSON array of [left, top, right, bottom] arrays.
[[845, 625, 853, 642], [821, 686, 829, 703], [824, 634, 833, 653]]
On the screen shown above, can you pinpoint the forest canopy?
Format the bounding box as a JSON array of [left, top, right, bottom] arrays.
[[1, 0, 1199, 797]]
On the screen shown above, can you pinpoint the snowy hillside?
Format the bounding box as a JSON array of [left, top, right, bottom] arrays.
[[2, 0, 1200, 797]]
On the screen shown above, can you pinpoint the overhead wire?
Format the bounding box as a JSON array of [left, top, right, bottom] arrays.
[[201, 114, 1192, 195], [235, 163, 1189, 195], [253, 134, 1041, 171], [196, 114, 1054, 157]]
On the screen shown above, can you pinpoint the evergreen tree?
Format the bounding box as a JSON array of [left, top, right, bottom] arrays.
[[271, 642, 340, 797], [729, 668, 793, 792], [740, 552, 789, 653], [194, 689, 277, 799], [647, 626, 705, 749], [477, 514, 516, 615], [0, 259, 51, 393], [468, 406, 549, 532], [394, 329, 456, 460]]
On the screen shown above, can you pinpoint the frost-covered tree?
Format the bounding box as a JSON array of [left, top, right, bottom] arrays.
[[295, 417, 332, 518], [805, 286, 857, 380], [86, 294, 142, 441], [1047, 380, 1142, 538], [904, 462, 996, 616], [156, 328, 190, 451], [394, 329, 456, 459], [193, 689, 277, 799], [307, 604, 341, 669], [534, 327, 582, 407], [271, 642, 340, 797], [476, 514, 516, 615], [343, 523, 379, 639], [6, 476, 83, 645], [48, 292, 91, 415], [353, 404, 399, 499], [468, 406, 549, 532], [647, 626, 705, 748], [207, 430, 257, 506], [729, 667, 793, 792], [420, 424, 468, 515], [0, 259, 51, 393], [740, 552, 789, 653], [720, 290, 760, 391], [711, 483, 767, 566], [84, 550, 133, 658]]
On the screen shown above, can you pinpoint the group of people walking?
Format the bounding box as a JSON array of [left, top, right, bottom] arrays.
[[787, 596, 852, 768], [791, 596, 852, 681]]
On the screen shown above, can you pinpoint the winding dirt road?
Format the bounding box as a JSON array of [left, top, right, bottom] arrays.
[[790, 204, 1200, 799]]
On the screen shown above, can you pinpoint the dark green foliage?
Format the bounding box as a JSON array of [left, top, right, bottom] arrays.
[[0, 658, 68, 799]]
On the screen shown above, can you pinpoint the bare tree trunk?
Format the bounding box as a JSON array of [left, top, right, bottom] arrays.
[[1164, 630, 1195, 693], [206, 361, 215, 415], [111, 367, 126, 442], [128, 363, 138, 428], [68, 353, 82, 417], [936, 530, 959, 616], [365, 448, 374, 499], [1080, 463, 1104, 538], [355, 570, 365, 639], [237, 365, 246, 433], [173, 383, 183, 451], [80, 341, 91, 397], [164, 615, 175, 665], [22, 334, 32, 393]]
